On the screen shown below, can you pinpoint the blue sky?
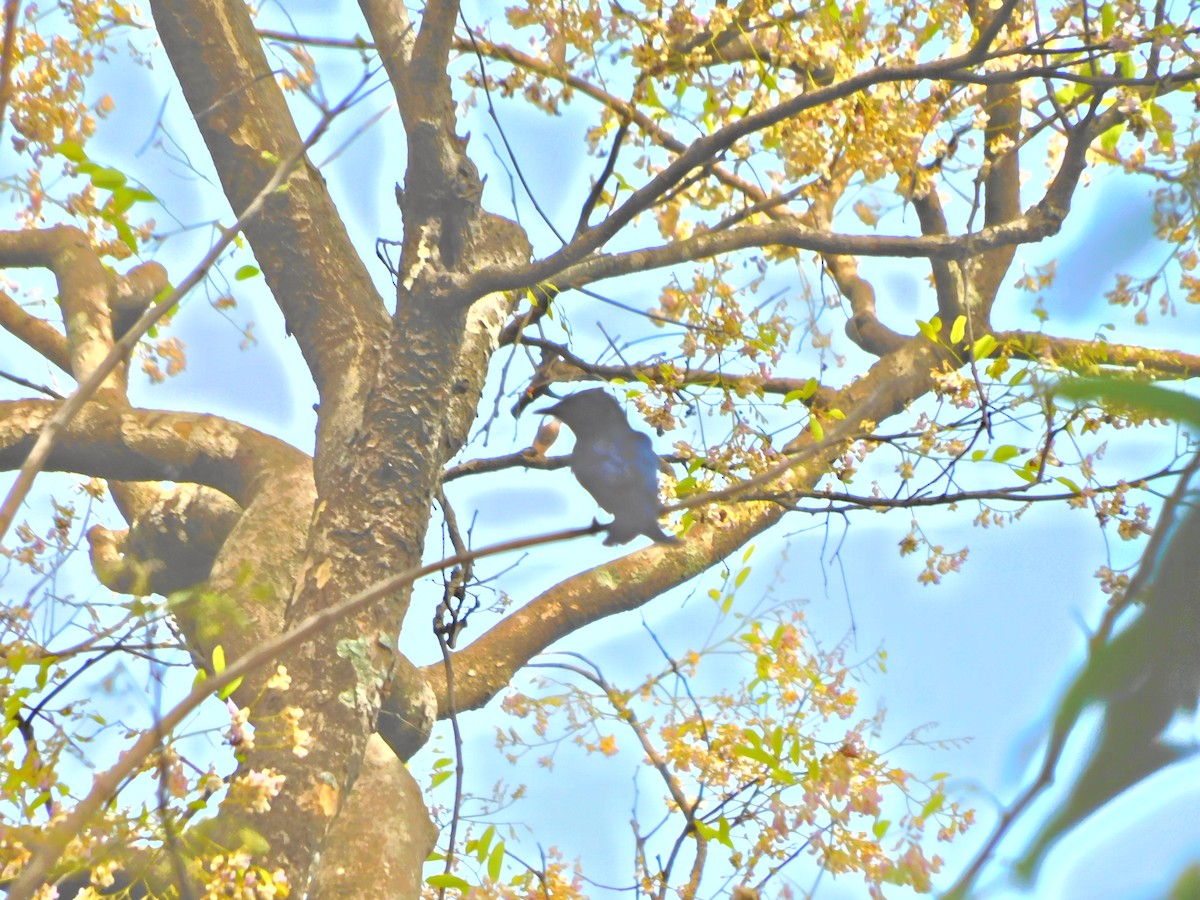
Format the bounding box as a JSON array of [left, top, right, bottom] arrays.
[[2, 2, 1198, 897]]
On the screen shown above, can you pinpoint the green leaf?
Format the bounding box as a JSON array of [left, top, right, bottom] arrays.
[[783, 378, 819, 406], [1055, 82, 1094, 107], [873, 819, 891, 838], [109, 187, 138, 215], [217, 675, 243, 700], [733, 744, 777, 768], [916, 317, 942, 343], [235, 265, 260, 282], [921, 793, 944, 818], [674, 476, 697, 495], [950, 315, 966, 344], [425, 873, 472, 891], [644, 79, 662, 110], [1056, 377, 1200, 427], [54, 140, 88, 162], [90, 167, 127, 190], [487, 842, 505, 882], [972, 334, 997, 359], [36, 656, 56, 690], [770, 727, 783, 758], [1100, 2, 1115, 36], [114, 219, 138, 253], [474, 825, 496, 860], [810, 418, 824, 441], [1148, 101, 1176, 153], [1169, 865, 1200, 900], [734, 566, 751, 587], [109, 186, 157, 214], [212, 645, 226, 674], [714, 814, 735, 848], [1100, 122, 1126, 154], [1055, 476, 1081, 493], [992, 445, 1020, 464]]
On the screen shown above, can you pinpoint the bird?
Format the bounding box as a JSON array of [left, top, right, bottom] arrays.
[[536, 389, 680, 547]]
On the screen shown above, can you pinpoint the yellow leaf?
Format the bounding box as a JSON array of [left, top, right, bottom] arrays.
[[950, 315, 966, 344]]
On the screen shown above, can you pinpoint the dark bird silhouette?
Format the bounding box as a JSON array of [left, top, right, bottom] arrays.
[[537, 389, 680, 547]]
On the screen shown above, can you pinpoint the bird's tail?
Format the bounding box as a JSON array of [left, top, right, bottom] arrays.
[[647, 525, 682, 546]]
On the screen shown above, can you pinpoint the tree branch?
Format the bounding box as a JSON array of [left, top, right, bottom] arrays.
[[0, 227, 121, 391], [149, 0, 390, 465], [1000, 330, 1200, 379], [4, 522, 599, 900], [0, 399, 309, 508], [0, 289, 69, 372], [454, 0, 1023, 303], [424, 337, 957, 714]]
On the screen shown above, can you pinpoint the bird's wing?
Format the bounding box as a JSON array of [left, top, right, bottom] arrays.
[[572, 431, 657, 503], [629, 433, 662, 495], [570, 436, 631, 516]]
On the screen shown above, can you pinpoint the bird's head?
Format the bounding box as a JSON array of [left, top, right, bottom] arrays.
[[535, 389, 626, 431]]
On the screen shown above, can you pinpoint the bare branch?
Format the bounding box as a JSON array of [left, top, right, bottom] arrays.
[[0, 227, 121, 390], [151, 0, 390, 423], [0, 289, 70, 372]]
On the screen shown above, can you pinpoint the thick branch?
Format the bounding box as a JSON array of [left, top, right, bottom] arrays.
[[975, 80, 1023, 308], [88, 483, 243, 595], [0, 289, 69, 371], [1001, 330, 1200, 379], [357, 0, 414, 98], [149, 0, 389, 466], [0, 227, 120, 391], [810, 183, 908, 357], [0, 231, 169, 398], [911, 189, 963, 324], [0, 397, 315, 672], [423, 337, 958, 714], [554, 209, 1073, 285], [0, 399, 308, 506]]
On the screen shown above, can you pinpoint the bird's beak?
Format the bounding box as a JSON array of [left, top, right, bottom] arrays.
[[534, 400, 563, 416]]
